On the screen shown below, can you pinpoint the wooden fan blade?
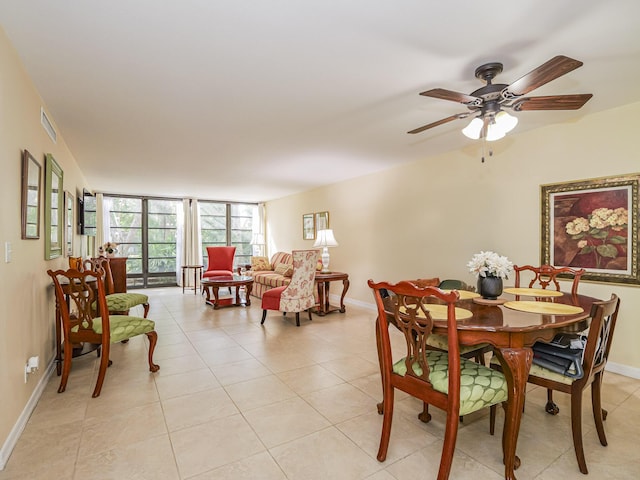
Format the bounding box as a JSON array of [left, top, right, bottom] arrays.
[[420, 88, 483, 106], [407, 113, 468, 134], [512, 94, 593, 111], [502, 56, 584, 99]]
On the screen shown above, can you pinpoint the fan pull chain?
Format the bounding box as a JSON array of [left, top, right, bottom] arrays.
[[481, 137, 493, 163]]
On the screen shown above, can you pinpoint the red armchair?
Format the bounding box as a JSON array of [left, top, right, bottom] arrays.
[[203, 246, 236, 279]]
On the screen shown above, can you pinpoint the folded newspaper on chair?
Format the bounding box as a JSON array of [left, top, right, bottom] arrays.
[[532, 333, 586, 379]]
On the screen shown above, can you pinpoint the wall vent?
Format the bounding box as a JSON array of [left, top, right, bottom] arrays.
[[40, 107, 57, 143]]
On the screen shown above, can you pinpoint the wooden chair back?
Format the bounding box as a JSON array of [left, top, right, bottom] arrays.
[[514, 264, 585, 296], [84, 257, 116, 295]]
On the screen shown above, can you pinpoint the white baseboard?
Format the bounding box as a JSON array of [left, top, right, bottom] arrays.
[[0, 360, 54, 470], [341, 296, 640, 379], [605, 361, 640, 379]]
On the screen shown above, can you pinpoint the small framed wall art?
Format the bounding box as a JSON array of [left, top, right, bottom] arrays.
[[303, 213, 315, 240]]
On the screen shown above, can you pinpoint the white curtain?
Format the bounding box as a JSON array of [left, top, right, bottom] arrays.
[[95, 193, 113, 256], [251, 203, 265, 257], [177, 198, 202, 287]]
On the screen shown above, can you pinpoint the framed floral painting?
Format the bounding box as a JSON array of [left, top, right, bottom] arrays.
[[541, 173, 639, 285]]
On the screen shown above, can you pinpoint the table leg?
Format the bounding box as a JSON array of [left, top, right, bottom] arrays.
[[495, 346, 533, 480], [212, 286, 220, 309], [182, 268, 186, 294], [338, 278, 350, 313], [245, 283, 253, 306]]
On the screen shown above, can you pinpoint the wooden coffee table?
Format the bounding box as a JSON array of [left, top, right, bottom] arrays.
[[201, 275, 254, 309]]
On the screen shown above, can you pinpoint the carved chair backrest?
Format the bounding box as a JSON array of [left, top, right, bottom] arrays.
[[48, 268, 110, 345], [514, 264, 585, 296], [369, 280, 461, 390], [581, 294, 620, 384]]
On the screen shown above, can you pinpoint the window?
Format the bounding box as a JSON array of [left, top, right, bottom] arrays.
[[105, 196, 180, 288], [200, 201, 256, 269]]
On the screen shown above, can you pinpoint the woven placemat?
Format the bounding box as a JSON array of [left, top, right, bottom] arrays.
[[440, 289, 481, 300], [401, 304, 473, 320], [503, 287, 563, 297], [503, 301, 583, 315]]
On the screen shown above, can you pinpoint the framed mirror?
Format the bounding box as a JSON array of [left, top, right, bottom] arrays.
[[21, 150, 41, 239], [64, 191, 74, 256], [44, 153, 64, 260]]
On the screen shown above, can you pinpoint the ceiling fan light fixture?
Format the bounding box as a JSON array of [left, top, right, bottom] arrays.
[[494, 110, 518, 134], [462, 117, 483, 139]]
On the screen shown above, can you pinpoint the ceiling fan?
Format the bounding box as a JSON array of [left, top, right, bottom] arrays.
[[408, 55, 593, 142]]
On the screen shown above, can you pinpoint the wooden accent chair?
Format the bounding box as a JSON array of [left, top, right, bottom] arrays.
[[85, 257, 150, 317], [48, 268, 159, 398], [490, 294, 620, 474], [369, 280, 508, 480], [261, 250, 318, 327], [513, 264, 585, 296]]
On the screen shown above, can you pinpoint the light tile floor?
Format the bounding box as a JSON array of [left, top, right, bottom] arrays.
[[2, 287, 639, 479]]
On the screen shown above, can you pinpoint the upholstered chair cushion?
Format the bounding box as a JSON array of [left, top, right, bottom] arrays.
[[262, 286, 286, 311], [393, 350, 508, 416], [91, 315, 156, 344], [427, 334, 492, 356], [102, 292, 149, 312]]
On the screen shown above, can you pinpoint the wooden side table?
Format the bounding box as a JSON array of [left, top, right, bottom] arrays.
[[181, 265, 203, 294], [314, 271, 349, 315]]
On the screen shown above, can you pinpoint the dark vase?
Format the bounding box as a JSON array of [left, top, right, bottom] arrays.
[[477, 275, 503, 300]]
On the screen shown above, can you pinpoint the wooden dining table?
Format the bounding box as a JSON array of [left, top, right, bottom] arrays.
[[429, 290, 598, 480]]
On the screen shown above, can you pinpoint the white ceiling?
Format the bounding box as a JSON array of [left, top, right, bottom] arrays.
[[2, 1, 639, 202]]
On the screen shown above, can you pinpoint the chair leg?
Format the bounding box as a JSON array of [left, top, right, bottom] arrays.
[[261, 310, 267, 325], [295, 312, 300, 327], [438, 408, 460, 480], [419, 402, 432, 423], [308, 309, 312, 321], [92, 342, 111, 398], [58, 341, 74, 393], [489, 404, 497, 435], [143, 303, 150, 318], [591, 373, 608, 446], [570, 389, 588, 474], [377, 384, 394, 462], [545, 388, 559, 415], [145, 331, 160, 373]]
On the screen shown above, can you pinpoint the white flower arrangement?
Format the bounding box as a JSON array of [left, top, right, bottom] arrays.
[[99, 241, 119, 256], [468, 251, 513, 279]]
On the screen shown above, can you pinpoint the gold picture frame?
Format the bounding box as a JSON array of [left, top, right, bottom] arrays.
[[315, 211, 329, 233], [541, 173, 639, 285], [303, 213, 315, 240]]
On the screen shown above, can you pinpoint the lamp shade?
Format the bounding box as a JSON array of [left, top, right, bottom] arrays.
[[313, 229, 338, 248]]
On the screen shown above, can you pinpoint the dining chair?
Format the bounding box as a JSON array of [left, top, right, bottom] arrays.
[[513, 264, 585, 296], [261, 249, 318, 327], [48, 268, 160, 398], [489, 294, 620, 474], [512, 264, 586, 409], [370, 279, 508, 479], [85, 257, 150, 318]]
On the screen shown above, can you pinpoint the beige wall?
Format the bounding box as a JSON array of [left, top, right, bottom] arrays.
[[266, 102, 640, 374], [0, 29, 90, 461]]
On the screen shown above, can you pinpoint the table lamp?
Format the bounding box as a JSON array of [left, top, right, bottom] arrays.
[[313, 229, 338, 273]]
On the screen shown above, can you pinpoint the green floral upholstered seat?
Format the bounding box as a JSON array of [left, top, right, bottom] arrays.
[[394, 351, 507, 415]]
